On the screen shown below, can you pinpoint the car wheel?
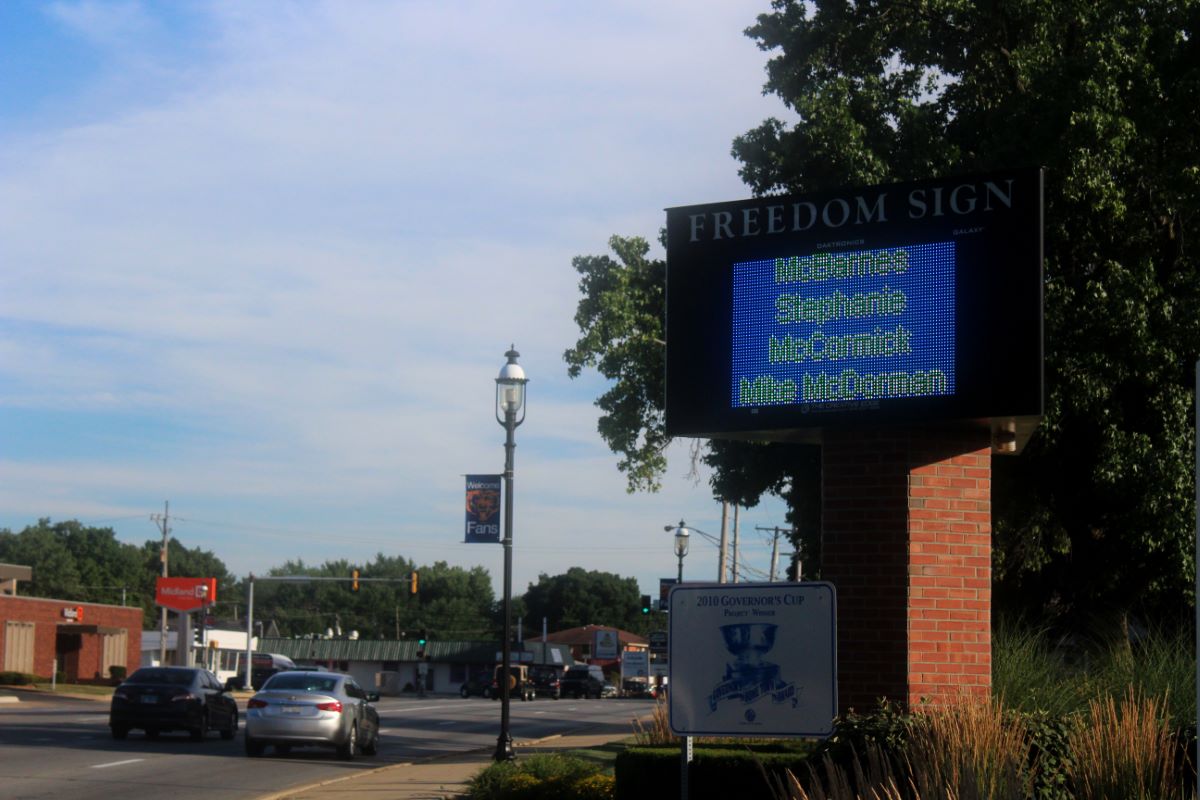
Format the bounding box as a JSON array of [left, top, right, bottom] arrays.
[[221, 710, 238, 741], [245, 736, 265, 757], [145, 728, 160, 740], [190, 712, 209, 741], [110, 726, 129, 740], [338, 723, 358, 760], [276, 744, 291, 756]]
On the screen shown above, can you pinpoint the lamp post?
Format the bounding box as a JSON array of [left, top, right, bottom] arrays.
[[671, 520, 691, 582], [666, 519, 693, 800], [494, 346, 527, 762]]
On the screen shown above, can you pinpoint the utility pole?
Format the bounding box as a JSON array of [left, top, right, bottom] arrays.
[[718, 502, 729, 583], [756, 525, 796, 582], [151, 501, 170, 665], [731, 505, 740, 583]]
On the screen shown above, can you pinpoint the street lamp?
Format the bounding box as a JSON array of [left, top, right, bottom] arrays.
[[669, 520, 691, 582], [494, 345, 527, 762]]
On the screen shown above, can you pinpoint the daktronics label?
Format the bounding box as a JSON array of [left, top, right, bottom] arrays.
[[732, 242, 955, 408]]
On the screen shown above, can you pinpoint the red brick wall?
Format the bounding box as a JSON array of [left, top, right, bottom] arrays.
[[0, 596, 142, 680], [822, 426, 992, 711]]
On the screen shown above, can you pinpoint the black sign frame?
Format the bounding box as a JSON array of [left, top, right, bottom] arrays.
[[664, 169, 1043, 445]]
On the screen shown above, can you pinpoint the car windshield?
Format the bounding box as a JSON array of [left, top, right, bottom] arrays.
[[127, 669, 195, 686], [263, 674, 339, 693]]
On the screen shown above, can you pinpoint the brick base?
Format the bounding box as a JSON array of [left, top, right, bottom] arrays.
[[822, 426, 991, 711]]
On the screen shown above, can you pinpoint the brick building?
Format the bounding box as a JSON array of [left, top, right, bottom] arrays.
[[0, 594, 142, 682]]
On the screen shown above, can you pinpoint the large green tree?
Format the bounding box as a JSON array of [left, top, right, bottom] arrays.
[[250, 555, 497, 640], [568, 1, 1200, 628], [521, 567, 644, 633]]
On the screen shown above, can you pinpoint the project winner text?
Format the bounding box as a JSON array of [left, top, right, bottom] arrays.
[[738, 246, 949, 405]]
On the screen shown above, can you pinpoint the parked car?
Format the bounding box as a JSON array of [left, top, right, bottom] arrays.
[[491, 664, 535, 701], [244, 670, 380, 759], [249, 653, 297, 689], [559, 664, 605, 699], [109, 666, 239, 741], [622, 679, 654, 698], [529, 666, 562, 699], [600, 681, 619, 698], [459, 673, 492, 698]]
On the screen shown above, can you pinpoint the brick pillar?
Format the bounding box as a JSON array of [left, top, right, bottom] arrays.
[[822, 426, 992, 711]]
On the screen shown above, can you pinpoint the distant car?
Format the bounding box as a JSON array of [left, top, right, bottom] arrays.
[[109, 666, 239, 741], [622, 679, 653, 698], [529, 667, 562, 699], [244, 670, 380, 759], [249, 653, 298, 689], [600, 682, 619, 698], [460, 673, 492, 698], [559, 664, 605, 699]]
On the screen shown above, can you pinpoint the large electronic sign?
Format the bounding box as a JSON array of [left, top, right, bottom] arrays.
[[665, 169, 1043, 448]]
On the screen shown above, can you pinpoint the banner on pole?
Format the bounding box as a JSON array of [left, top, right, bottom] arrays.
[[464, 474, 502, 543]]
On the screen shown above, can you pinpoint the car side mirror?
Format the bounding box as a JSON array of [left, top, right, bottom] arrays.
[[365, 691, 380, 703]]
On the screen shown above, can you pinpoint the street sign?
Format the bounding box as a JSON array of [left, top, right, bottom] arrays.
[[621, 650, 650, 681], [668, 582, 837, 738], [658, 578, 677, 610], [648, 630, 668, 654], [155, 577, 217, 613]]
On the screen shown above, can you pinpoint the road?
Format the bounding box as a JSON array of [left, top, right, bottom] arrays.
[[0, 690, 655, 800]]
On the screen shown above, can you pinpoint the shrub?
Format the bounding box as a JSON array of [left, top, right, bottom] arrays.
[[1068, 688, 1190, 800], [631, 695, 676, 746], [0, 671, 40, 686], [569, 773, 615, 800], [109, 665, 127, 682], [467, 754, 604, 800]]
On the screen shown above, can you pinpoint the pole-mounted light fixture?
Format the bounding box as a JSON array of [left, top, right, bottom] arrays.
[[494, 345, 527, 762]]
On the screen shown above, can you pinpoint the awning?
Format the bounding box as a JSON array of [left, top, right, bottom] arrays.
[[57, 624, 125, 635]]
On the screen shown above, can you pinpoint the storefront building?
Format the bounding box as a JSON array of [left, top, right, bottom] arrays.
[[0, 595, 142, 682]]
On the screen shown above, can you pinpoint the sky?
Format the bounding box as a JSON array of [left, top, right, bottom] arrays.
[[0, 0, 798, 606]]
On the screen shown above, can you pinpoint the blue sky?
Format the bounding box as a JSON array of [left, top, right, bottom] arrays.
[[0, 0, 796, 601]]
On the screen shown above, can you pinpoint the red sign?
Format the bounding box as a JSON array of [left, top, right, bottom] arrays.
[[156, 577, 218, 612]]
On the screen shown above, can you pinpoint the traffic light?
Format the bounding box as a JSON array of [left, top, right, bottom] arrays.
[[640, 595, 652, 615], [410, 571, 419, 595], [416, 628, 427, 658], [351, 569, 360, 592]]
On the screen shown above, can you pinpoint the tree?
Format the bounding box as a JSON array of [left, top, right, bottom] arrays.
[[568, 1, 1200, 628], [521, 567, 643, 633]]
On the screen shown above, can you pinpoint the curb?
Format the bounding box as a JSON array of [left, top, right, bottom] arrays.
[[253, 745, 494, 800], [252, 731, 594, 800]]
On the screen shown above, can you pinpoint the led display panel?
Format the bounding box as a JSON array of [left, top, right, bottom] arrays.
[[665, 169, 1043, 441]]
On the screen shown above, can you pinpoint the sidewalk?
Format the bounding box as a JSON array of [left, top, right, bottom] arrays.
[[259, 731, 632, 800]]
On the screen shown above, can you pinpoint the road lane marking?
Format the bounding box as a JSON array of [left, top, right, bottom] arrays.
[[91, 759, 144, 769]]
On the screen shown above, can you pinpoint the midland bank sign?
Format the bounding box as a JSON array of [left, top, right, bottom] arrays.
[[155, 576, 218, 613]]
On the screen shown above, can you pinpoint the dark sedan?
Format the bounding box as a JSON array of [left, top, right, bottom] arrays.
[[109, 666, 239, 741]]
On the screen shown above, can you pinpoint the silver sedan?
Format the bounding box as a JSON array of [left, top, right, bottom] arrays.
[[244, 670, 380, 759]]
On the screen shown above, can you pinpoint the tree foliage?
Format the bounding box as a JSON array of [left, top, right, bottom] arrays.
[[564, 235, 669, 492], [249, 555, 498, 640], [0, 518, 233, 622], [567, 1, 1200, 626], [522, 567, 644, 633]]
